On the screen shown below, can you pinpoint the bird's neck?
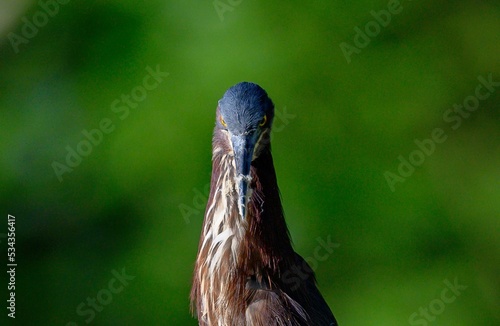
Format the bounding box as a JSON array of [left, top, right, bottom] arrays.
[[243, 149, 295, 271], [191, 147, 295, 324], [209, 148, 294, 271]]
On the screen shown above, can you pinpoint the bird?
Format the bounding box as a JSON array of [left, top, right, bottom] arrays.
[[190, 82, 338, 326]]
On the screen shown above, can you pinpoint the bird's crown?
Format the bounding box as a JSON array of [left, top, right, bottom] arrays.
[[218, 82, 274, 135]]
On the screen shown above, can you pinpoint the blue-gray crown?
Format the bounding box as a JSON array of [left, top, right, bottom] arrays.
[[218, 82, 274, 135]]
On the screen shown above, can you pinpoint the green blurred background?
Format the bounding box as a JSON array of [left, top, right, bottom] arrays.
[[1, 0, 499, 325]]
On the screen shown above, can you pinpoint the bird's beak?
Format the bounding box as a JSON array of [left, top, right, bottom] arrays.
[[231, 134, 257, 220]]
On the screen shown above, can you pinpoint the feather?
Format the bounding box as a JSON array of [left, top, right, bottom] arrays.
[[190, 82, 338, 325]]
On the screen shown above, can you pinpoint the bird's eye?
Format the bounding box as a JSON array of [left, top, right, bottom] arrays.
[[220, 116, 227, 127], [259, 115, 267, 127]]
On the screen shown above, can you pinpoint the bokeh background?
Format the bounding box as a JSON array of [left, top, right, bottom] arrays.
[[1, 0, 499, 325]]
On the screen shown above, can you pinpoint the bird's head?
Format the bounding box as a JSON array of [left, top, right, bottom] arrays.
[[216, 82, 275, 220]]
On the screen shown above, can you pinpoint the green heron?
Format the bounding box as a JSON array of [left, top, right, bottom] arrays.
[[191, 82, 338, 325]]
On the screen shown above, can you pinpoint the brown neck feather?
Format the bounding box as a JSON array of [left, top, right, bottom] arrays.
[[244, 148, 295, 274], [191, 129, 297, 324]]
